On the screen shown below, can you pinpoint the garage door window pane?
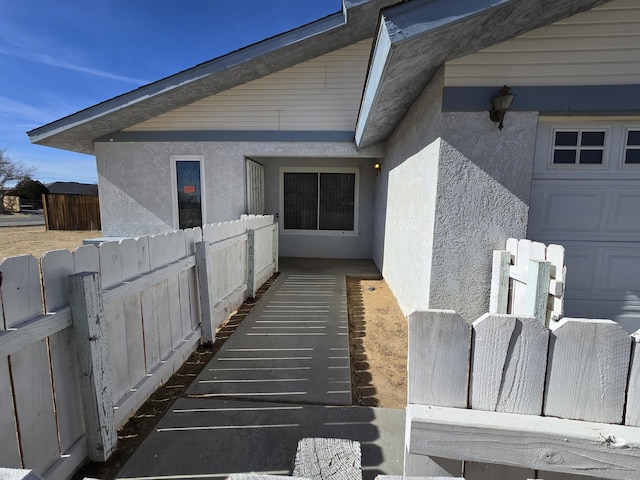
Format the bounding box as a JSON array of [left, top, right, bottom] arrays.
[[581, 131, 605, 146], [628, 130, 640, 146], [625, 130, 640, 165], [555, 131, 578, 146], [579, 150, 604, 164], [553, 150, 577, 164]]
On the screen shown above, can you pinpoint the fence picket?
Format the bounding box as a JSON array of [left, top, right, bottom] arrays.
[[167, 231, 186, 346], [546, 244, 565, 322], [470, 314, 548, 415], [626, 333, 640, 427], [511, 239, 531, 313], [99, 242, 130, 402], [0, 256, 59, 473], [69, 272, 116, 461], [72, 244, 99, 273], [544, 319, 632, 423], [408, 310, 470, 407], [489, 251, 510, 315], [0, 322, 20, 467], [148, 234, 173, 359], [41, 250, 84, 455], [183, 227, 201, 331], [523, 259, 551, 325]]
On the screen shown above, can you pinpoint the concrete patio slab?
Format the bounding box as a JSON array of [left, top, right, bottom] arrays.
[[187, 259, 381, 406], [115, 398, 404, 480], [116, 258, 403, 480]]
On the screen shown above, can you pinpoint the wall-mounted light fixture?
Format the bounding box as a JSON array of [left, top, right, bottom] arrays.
[[489, 85, 516, 130], [374, 162, 381, 176]]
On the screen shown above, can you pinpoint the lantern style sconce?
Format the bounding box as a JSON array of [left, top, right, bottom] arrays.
[[374, 162, 381, 176], [489, 85, 516, 130]]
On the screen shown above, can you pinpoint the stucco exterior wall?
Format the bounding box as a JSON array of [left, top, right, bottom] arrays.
[[381, 140, 440, 313], [375, 67, 538, 321], [95, 140, 383, 243], [263, 157, 377, 259]]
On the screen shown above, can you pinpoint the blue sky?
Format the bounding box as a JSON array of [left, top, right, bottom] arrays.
[[0, 1, 342, 185]]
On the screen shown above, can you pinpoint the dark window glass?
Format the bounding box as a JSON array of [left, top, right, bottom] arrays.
[[176, 161, 202, 229], [555, 131, 578, 146], [627, 130, 640, 146], [581, 131, 605, 147], [579, 150, 604, 164], [319, 173, 355, 231], [283, 173, 318, 230], [283, 171, 356, 231], [553, 150, 577, 164], [625, 149, 640, 164]]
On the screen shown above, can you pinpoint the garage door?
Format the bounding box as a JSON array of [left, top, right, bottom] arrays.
[[528, 120, 640, 333]]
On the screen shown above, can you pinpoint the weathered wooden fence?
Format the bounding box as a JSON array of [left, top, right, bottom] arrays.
[[405, 310, 640, 480], [42, 193, 101, 230], [490, 238, 565, 326], [0, 215, 277, 480]]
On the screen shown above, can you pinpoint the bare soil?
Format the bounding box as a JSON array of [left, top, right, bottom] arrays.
[[347, 277, 408, 409], [0, 226, 408, 478], [0, 225, 101, 259]]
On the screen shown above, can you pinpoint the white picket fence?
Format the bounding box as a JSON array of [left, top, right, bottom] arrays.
[[0, 215, 277, 480], [196, 217, 277, 342], [490, 238, 566, 326], [405, 310, 640, 480]]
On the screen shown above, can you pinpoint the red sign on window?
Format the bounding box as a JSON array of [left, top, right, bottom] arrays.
[[183, 185, 196, 194]]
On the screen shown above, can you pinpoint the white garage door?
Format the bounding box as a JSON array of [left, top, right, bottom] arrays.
[[528, 120, 640, 333]]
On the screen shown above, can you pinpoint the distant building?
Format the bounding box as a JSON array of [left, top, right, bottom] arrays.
[[46, 182, 98, 196]]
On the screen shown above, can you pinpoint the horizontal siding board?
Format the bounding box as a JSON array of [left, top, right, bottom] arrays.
[[445, 0, 640, 87], [453, 51, 640, 66], [126, 39, 372, 132]]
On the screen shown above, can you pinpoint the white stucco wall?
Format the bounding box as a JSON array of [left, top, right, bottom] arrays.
[[375, 68, 538, 321], [95, 141, 383, 245], [382, 140, 440, 311]]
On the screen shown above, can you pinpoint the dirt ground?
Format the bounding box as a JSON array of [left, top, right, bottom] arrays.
[[0, 225, 408, 478], [347, 276, 408, 409], [0, 225, 101, 259]]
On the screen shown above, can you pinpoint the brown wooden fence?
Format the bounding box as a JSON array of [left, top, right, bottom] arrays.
[[42, 193, 101, 230]]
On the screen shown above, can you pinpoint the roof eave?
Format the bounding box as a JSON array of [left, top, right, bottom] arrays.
[[355, 0, 613, 149], [28, 0, 399, 155]]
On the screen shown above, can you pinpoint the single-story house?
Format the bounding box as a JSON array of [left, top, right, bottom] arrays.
[[28, 0, 640, 333], [46, 181, 98, 196]]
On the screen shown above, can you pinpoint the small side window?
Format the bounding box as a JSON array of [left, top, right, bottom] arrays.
[[552, 130, 605, 165], [624, 130, 640, 165]]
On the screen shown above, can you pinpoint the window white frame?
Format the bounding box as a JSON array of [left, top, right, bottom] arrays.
[[279, 166, 359, 236], [170, 155, 206, 229], [622, 126, 640, 168], [549, 127, 609, 168]]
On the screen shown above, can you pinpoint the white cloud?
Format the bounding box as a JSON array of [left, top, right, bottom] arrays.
[[0, 46, 148, 85]]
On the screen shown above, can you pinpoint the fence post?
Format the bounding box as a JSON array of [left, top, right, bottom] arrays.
[[489, 250, 510, 314], [195, 241, 215, 344], [524, 259, 551, 325], [69, 272, 116, 462], [273, 222, 279, 273], [247, 229, 256, 298]]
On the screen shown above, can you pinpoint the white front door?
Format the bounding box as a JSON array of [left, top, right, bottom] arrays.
[[528, 119, 640, 333]]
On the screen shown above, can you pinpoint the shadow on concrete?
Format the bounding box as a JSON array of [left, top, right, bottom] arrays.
[[116, 398, 403, 480]]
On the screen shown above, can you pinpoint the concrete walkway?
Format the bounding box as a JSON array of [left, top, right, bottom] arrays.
[[115, 259, 405, 480]]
